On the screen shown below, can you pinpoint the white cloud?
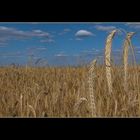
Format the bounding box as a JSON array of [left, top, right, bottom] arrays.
[[75, 30, 94, 37], [36, 47, 47, 50], [94, 25, 123, 35], [55, 54, 68, 57], [32, 30, 43, 33], [32, 30, 50, 37], [95, 25, 117, 32], [0, 26, 52, 45], [126, 22, 140, 25], [0, 51, 24, 58], [54, 52, 68, 57], [125, 22, 140, 29]]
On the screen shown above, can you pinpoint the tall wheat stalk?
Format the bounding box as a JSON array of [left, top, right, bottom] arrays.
[[105, 30, 117, 95], [20, 94, 23, 117], [123, 32, 135, 92], [88, 59, 97, 117], [128, 37, 139, 91]]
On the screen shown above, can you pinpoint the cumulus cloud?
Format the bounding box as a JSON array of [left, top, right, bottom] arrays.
[[0, 26, 53, 45], [75, 30, 94, 37], [94, 25, 116, 32], [0, 26, 29, 39]]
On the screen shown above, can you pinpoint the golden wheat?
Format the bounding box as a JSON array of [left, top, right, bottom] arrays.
[[105, 30, 117, 95], [74, 97, 87, 115], [123, 32, 135, 92], [88, 59, 97, 117], [28, 104, 36, 117], [20, 94, 23, 116]]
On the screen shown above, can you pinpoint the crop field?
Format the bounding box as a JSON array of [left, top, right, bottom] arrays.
[[0, 65, 140, 117]]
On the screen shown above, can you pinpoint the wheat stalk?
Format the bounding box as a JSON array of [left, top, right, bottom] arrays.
[[20, 94, 23, 117], [128, 37, 139, 92], [28, 104, 36, 117], [105, 30, 117, 95], [123, 32, 135, 92], [88, 59, 97, 117]]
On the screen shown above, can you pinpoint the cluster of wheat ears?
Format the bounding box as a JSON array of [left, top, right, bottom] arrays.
[[88, 30, 140, 117], [0, 30, 139, 117]]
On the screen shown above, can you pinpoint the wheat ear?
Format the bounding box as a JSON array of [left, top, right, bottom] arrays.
[[123, 32, 135, 92], [88, 59, 97, 117], [105, 30, 117, 95], [74, 97, 87, 114]]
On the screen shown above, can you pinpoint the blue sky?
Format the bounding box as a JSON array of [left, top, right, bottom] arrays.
[[0, 22, 140, 66]]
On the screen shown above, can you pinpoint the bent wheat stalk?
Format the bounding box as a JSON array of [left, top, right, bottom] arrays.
[[28, 104, 36, 117], [88, 59, 97, 117], [123, 32, 135, 92], [105, 30, 117, 95]]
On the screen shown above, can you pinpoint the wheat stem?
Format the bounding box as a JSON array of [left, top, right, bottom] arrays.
[[28, 104, 36, 117], [20, 94, 23, 117]]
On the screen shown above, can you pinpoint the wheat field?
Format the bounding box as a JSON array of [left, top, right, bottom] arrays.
[[0, 30, 140, 117], [0, 65, 139, 117]]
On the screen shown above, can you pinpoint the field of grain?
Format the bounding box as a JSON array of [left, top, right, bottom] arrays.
[[0, 30, 140, 117], [0, 65, 139, 117]]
